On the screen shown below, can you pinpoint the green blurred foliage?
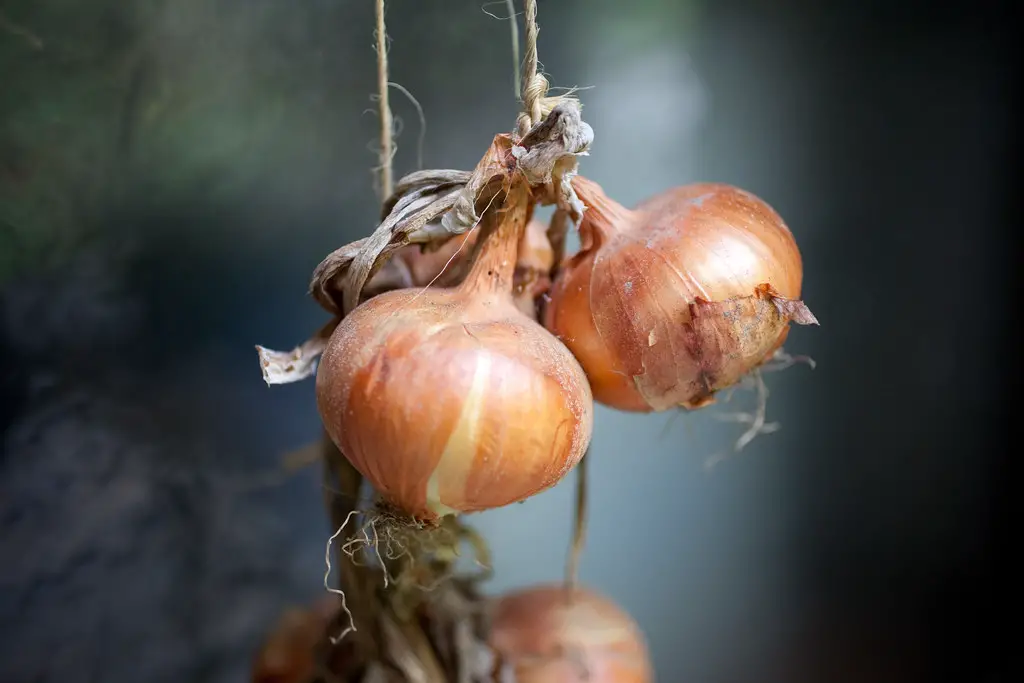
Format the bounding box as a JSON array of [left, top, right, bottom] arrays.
[[583, 0, 703, 49], [0, 0, 365, 284]]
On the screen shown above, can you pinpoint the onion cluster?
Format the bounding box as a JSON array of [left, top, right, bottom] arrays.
[[316, 181, 592, 522], [544, 175, 817, 412], [488, 584, 652, 683]]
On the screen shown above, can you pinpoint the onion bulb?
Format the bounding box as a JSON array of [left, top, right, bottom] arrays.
[[513, 218, 555, 318], [251, 597, 341, 683], [544, 176, 818, 412], [488, 584, 652, 683], [316, 180, 592, 521]]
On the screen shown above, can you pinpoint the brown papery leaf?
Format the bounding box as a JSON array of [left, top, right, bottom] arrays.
[[325, 186, 464, 316], [380, 170, 472, 221], [439, 134, 518, 237], [755, 283, 819, 325], [255, 317, 340, 386], [512, 101, 592, 233], [671, 284, 818, 409]]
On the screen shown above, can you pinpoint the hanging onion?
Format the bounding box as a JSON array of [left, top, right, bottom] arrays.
[[251, 598, 342, 683], [544, 176, 818, 412], [512, 218, 555, 318], [488, 584, 653, 683], [316, 182, 592, 521]]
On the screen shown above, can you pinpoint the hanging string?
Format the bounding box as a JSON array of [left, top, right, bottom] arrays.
[[516, 0, 550, 137], [375, 0, 394, 197]]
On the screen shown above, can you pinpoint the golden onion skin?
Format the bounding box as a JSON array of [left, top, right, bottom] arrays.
[[512, 219, 555, 319], [489, 585, 653, 683], [545, 176, 809, 412], [316, 185, 593, 521]]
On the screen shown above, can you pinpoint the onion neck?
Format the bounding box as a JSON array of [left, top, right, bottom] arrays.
[[458, 181, 531, 299], [572, 176, 634, 252]]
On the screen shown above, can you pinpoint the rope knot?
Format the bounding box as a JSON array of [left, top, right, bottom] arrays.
[[517, 73, 549, 138]]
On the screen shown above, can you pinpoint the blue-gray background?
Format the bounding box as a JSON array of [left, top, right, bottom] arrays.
[[1, 1, 1016, 681]]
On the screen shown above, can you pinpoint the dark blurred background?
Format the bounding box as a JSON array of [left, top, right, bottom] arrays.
[[1, 0, 1017, 681]]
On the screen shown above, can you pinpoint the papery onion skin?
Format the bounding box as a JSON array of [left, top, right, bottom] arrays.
[[544, 175, 816, 412], [400, 230, 480, 288], [362, 231, 478, 300], [489, 584, 653, 683], [513, 219, 555, 318], [316, 183, 593, 521], [365, 219, 552, 321]]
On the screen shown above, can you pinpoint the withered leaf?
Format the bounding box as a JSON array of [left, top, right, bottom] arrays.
[[255, 317, 339, 386], [755, 283, 819, 325]]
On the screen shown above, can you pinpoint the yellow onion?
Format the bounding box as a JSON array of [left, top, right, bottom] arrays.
[[544, 175, 817, 412], [251, 597, 341, 683], [512, 218, 555, 318], [488, 584, 653, 683], [316, 180, 592, 522]]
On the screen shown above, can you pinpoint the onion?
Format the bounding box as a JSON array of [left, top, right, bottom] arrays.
[[512, 218, 555, 318], [396, 230, 480, 289], [251, 597, 341, 683], [316, 181, 593, 521], [544, 175, 818, 412], [488, 584, 653, 683]]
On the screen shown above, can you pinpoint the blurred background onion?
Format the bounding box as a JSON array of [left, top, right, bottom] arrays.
[[488, 584, 652, 683]]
